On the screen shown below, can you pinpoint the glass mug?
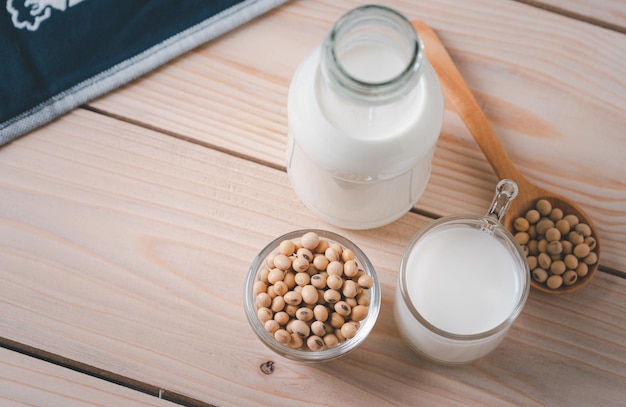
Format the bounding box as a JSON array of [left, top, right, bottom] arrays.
[[394, 180, 530, 364]]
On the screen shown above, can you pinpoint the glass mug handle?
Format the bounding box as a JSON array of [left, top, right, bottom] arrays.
[[486, 179, 518, 222]]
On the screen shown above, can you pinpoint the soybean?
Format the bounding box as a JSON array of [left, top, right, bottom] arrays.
[[576, 262, 589, 277], [351, 305, 368, 322], [324, 289, 341, 304], [325, 247, 340, 262], [564, 254, 578, 270], [344, 260, 358, 278], [326, 261, 343, 276], [550, 260, 566, 276], [563, 270, 578, 286], [573, 243, 591, 259], [301, 232, 320, 250], [256, 292, 272, 308], [340, 321, 359, 339], [258, 307, 273, 324], [555, 219, 571, 235], [546, 275, 563, 289], [536, 219, 554, 235], [545, 228, 561, 242], [284, 291, 302, 306], [342, 280, 358, 298], [515, 232, 530, 245], [274, 311, 289, 325], [301, 285, 319, 305], [274, 281, 289, 296], [265, 319, 280, 334], [310, 273, 327, 289], [311, 320, 327, 336], [546, 241, 563, 256], [289, 333, 304, 349], [278, 240, 296, 256], [274, 329, 291, 344], [268, 268, 285, 284], [561, 240, 573, 255], [297, 247, 314, 261], [294, 272, 310, 287], [356, 292, 370, 307], [563, 214, 579, 228], [584, 236, 597, 251], [292, 257, 309, 272], [253, 281, 267, 296], [358, 275, 374, 289], [313, 254, 329, 271], [296, 307, 314, 321], [334, 301, 352, 317], [273, 254, 292, 270], [538, 253, 552, 269], [536, 199, 552, 216], [324, 333, 339, 348], [576, 223, 591, 237], [532, 268, 548, 283], [329, 312, 345, 329], [307, 335, 326, 351], [526, 209, 541, 224], [291, 320, 311, 338], [313, 304, 329, 322], [271, 295, 286, 312], [549, 208, 564, 222], [514, 217, 530, 232], [584, 252, 598, 265], [568, 232, 584, 246]]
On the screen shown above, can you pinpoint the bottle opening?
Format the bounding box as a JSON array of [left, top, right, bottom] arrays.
[[322, 5, 423, 101]]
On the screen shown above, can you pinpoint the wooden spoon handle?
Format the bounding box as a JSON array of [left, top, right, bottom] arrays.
[[414, 21, 526, 184]]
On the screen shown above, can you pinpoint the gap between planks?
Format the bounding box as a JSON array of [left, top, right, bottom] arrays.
[[0, 337, 216, 407], [513, 0, 626, 34], [81, 105, 286, 173]]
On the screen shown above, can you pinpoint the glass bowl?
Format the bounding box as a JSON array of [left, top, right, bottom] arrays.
[[244, 229, 381, 362]]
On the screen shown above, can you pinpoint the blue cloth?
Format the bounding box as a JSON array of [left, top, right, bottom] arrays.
[[0, 0, 287, 145]]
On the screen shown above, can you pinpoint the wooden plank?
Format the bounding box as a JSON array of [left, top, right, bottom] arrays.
[[1, 110, 625, 406], [87, 0, 626, 272], [0, 348, 180, 407], [516, 0, 626, 33]]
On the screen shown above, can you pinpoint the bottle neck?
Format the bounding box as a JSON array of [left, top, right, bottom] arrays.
[[320, 5, 424, 104]]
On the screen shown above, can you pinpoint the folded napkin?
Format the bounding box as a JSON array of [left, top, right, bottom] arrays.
[[0, 0, 287, 145]]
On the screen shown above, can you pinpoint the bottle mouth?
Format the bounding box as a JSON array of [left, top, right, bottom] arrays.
[[322, 5, 424, 103]]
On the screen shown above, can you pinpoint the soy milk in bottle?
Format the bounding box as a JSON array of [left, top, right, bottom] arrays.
[[287, 5, 444, 229]]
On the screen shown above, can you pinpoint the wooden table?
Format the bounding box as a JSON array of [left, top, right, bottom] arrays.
[[2, 1, 625, 405]]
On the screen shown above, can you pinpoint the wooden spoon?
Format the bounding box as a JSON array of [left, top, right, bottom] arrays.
[[413, 20, 600, 294]]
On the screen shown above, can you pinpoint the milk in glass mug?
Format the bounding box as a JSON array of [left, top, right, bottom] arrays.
[[394, 180, 530, 364]]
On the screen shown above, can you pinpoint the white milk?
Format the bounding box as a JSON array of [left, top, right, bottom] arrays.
[[340, 42, 406, 84], [395, 224, 526, 364], [409, 228, 519, 334], [287, 46, 443, 229]]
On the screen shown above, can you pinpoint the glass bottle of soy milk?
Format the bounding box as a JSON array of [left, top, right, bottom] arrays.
[[286, 5, 444, 229]]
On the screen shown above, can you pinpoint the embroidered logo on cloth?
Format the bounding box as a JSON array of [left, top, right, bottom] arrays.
[[7, 0, 86, 31]]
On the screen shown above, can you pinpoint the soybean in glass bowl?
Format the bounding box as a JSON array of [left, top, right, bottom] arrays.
[[244, 229, 381, 362]]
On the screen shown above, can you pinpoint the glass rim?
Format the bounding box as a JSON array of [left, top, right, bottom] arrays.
[[398, 215, 530, 341], [244, 229, 381, 362], [322, 4, 424, 101]]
